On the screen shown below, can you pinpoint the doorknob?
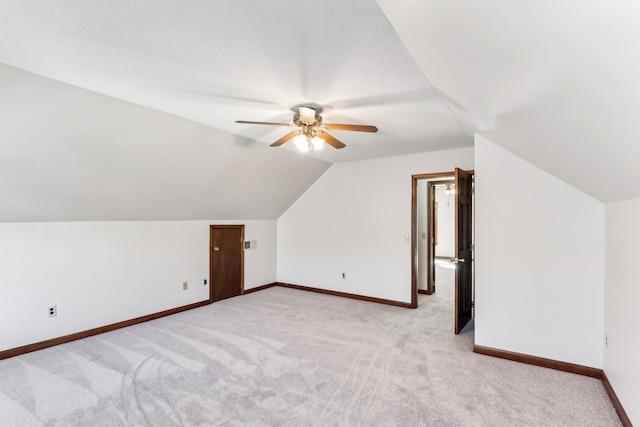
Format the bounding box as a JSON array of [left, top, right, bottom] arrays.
[[213, 246, 220, 252], [450, 257, 465, 264]]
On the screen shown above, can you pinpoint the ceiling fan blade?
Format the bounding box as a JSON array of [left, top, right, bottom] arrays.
[[271, 131, 299, 147], [324, 124, 378, 132], [236, 120, 292, 127], [318, 131, 346, 149]]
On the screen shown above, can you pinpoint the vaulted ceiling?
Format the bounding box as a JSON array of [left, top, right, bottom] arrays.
[[378, 0, 640, 203], [1, 0, 638, 221]]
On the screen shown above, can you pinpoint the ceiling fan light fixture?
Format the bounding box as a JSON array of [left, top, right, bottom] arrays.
[[294, 133, 310, 152], [293, 134, 324, 152], [311, 136, 324, 150]]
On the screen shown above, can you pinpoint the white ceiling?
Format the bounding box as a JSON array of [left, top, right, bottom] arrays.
[[0, 0, 470, 162], [377, 0, 640, 203], [0, 63, 330, 221], [1, 0, 638, 222], [0, 0, 472, 221]]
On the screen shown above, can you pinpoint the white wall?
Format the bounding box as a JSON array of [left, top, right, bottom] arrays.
[[475, 135, 605, 368], [435, 186, 455, 258], [277, 147, 474, 304], [0, 219, 276, 352], [605, 196, 640, 424]]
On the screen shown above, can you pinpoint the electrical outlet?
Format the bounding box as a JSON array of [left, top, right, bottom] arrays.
[[48, 305, 57, 318], [341, 272, 346, 279], [605, 334, 608, 347], [183, 281, 188, 290], [204, 279, 207, 285]]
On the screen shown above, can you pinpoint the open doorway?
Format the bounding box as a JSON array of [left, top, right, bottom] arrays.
[[411, 170, 474, 334], [420, 179, 455, 296]]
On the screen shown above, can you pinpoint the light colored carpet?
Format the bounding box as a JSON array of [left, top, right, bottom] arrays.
[[0, 267, 621, 426]]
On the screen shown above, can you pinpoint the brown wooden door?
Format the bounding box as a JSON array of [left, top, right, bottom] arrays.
[[210, 225, 244, 302], [454, 168, 473, 334]]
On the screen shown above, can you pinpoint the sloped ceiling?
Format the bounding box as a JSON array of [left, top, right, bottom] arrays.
[[377, 0, 640, 203], [0, 0, 472, 222], [3, 1, 635, 223], [0, 63, 330, 221]]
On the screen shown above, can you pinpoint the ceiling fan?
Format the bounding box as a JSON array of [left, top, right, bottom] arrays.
[[235, 106, 378, 151]]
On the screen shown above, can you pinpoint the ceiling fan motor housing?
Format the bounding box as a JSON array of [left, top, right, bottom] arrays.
[[293, 111, 322, 127]]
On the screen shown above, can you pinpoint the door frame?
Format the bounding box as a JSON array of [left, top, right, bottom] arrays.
[[209, 224, 245, 302], [425, 179, 455, 295]]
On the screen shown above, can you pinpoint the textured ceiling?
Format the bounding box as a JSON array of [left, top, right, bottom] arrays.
[[0, 0, 470, 163], [0, 63, 330, 221], [0, 0, 471, 221], [2, 0, 637, 223], [378, 0, 640, 203]]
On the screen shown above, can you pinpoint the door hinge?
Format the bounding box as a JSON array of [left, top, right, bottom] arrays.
[[471, 301, 475, 308]]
